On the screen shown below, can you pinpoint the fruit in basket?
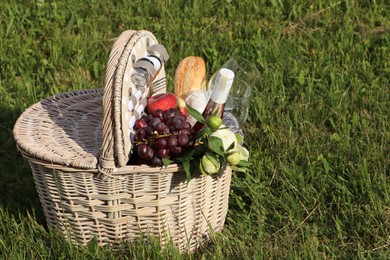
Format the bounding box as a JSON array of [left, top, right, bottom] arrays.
[[174, 56, 206, 99], [176, 96, 189, 117], [226, 151, 241, 166], [135, 118, 148, 129], [133, 107, 195, 166], [147, 93, 189, 116], [200, 153, 221, 175], [206, 115, 223, 131]]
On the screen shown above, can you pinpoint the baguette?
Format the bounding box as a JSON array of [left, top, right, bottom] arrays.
[[174, 56, 206, 98]]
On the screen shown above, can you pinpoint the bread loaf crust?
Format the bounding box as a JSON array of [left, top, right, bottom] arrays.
[[174, 56, 206, 98]]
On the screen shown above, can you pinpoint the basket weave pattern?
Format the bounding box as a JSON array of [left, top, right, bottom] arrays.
[[13, 30, 233, 252], [28, 160, 231, 249]]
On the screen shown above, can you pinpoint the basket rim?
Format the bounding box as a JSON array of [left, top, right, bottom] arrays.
[[19, 148, 186, 174], [19, 147, 231, 177]]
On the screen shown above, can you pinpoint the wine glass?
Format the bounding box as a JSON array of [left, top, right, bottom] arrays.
[[208, 56, 260, 131]]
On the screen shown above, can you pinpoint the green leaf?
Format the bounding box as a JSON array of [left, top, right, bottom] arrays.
[[187, 104, 205, 123], [205, 152, 221, 170], [192, 144, 208, 157], [237, 160, 251, 167], [162, 158, 173, 167], [87, 235, 99, 254], [199, 158, 207, 175], [191, 157, 201, 170], [230, 165, 249, 173], [172, 149, 194, 162], [182, 160, 192, 183], [298, 70, 305, 85], [207, 136, 225, 156], [194, 125, 209, 140], [235, 133, 243, 144]]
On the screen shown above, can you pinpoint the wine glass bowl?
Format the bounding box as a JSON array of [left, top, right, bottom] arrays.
[[224, 78, 251, 127], [208, 56, 260, 129]]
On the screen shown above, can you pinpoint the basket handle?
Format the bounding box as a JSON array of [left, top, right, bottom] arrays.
[[99, 30, 167, 172]]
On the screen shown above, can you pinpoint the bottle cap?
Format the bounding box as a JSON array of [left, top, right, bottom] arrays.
[[210, 68, 235, 103], [147, 56, 162, 72]]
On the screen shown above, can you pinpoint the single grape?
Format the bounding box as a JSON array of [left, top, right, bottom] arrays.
[[144, 147, 154, 161], [155, 122, 167, 134], [167, 134, 178, 148], [149, 117, 161, 129], [162, 125, 170, 134], [135, 119, 148, 129], [166, 117, 174, 127], [144, 126, 154, 137], [185, 139, 195, 148], [170, 145, 182, 155], [144, 114, 153, 123], [137, 144, 150, 158], [169, 125, 177, 133], [152, 109, 166, 122], [151, 156, 162, 166], [165, 108, 178, 119], [178, 133, 189, 146], [173, 116, 185, 130], [134, 128, 145, 141], [154, 137, 167, 149], [157, 148, 170, 159]]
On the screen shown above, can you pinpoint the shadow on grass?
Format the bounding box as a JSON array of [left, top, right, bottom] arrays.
[[0, 105, 47, 227]]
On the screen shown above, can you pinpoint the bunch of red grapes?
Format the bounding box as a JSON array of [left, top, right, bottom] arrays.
[[133, 108, 195, 166]]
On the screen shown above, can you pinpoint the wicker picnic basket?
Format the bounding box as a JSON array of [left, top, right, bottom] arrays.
[[13, 30, 232, 252]]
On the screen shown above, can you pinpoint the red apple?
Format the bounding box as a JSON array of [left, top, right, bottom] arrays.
[[147, 93, 177, 114], [147, 93, 189, 116]]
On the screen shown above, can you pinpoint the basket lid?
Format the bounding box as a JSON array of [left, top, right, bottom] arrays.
[[100, 30, 166, 170], [13, 89, 103, 170]]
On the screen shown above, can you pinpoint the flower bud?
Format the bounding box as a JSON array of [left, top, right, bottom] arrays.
[[227, 152, 241, 166], [200, 154, 221, 175], [234, 144, 249, 161]]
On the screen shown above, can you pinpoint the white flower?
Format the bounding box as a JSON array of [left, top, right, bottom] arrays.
[[232, 144, 249, 161], [210, 125, 237, 151], [210, 125, 249, 161]]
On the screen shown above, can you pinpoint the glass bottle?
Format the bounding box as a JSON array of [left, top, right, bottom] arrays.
[[131, 55, 162, 87], [192, 68, 235, 132]]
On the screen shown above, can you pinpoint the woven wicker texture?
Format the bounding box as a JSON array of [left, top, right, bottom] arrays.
[[28, 158, 231, 251], [14, 89, 103, 169], [101, 30, 162, 169], [13, 30, 232, 252]]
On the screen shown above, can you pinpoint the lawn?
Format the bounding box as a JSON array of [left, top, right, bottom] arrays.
[[0, 0, 389, 258]]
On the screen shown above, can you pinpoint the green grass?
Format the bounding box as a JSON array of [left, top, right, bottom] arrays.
[[1, 0, 389, 258]]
